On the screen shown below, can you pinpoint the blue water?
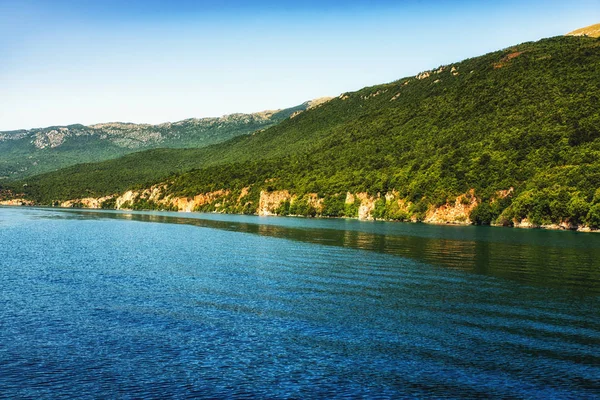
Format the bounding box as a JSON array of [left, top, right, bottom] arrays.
[[1, 207, 599, 398]]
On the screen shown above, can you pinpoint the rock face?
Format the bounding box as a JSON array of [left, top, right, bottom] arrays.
[[114, 190, 138, 209], [258, 190, 291, 216], [3, 110, 292, 151], [112, 187, 230, 212], [17, 185, 598, 232], [306, 97, 334, 110], [345, 192, 355, 205], [33, 128, 68, 149], [515, 220, 586, 231], [255, 189, 474, 223], [58, 186, 230, 212], [362, 90, 388, 100], [540, 222, 578, 231], [255, 190, 324, 216], [356, 193, 376, 221], [60, 197, 111, 209], [305, 193, 324, 211], [170, 191, 228, 212], [424, 191, 478, 225], [512, 218, 537, 229], [290, 97, 333, 118], [0, 198, 34, 206]]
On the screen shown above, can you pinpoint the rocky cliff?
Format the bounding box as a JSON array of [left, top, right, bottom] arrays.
[[0, 198, 34, 206], [424, 190, 478, 225], [37, 184, 596, 232]]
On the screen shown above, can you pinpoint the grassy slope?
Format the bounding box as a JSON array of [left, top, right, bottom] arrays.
[[11, 36, 600, 225], [568, 23, 600, 38]]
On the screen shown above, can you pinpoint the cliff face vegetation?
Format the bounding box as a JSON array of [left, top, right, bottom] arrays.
[[50, 187, 463, 224], [4, 35, 600, 230], [43, 184, 595, 231]]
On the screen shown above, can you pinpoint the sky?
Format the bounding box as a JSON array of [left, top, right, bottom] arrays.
[[1, 0, 598, 131]]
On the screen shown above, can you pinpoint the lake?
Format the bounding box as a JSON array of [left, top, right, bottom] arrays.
[[0, 207, 598, 398]]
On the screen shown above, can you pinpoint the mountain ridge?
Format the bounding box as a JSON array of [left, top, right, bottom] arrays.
[[567, 23, 600, 38], [4, 34, 600, 231], [0, 101, 320, 179]]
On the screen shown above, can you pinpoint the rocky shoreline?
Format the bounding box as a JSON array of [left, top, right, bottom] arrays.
[[2, 191, 597, 233]]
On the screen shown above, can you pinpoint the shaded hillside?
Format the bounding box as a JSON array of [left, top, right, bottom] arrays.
[[0, 102, 312, 180], [11, 35, 600, 227]]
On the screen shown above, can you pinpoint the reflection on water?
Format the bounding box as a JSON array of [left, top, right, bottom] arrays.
[[43, 208, 600, 295], [1, 206, 599, 398]]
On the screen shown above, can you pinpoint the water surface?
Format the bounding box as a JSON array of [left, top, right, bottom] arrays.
[[0, 207, 598, 398]]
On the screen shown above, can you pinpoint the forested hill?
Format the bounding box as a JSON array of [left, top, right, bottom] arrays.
[[0, 101, 316, 180], [9, 35, 600, 228]]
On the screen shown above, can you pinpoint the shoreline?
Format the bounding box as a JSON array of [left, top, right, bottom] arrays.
[[2, 203, 597, 233]]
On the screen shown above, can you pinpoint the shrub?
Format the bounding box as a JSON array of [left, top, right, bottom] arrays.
[[101, 198, 117, 209], [586, 204, 600, 228], [344, 200, 360, 218], [276, 200, 291, 216], [321, 195, 345, 217], [470, 202, 494, 225], [567, 195, 590, 225], [371, 198, 387, 219]]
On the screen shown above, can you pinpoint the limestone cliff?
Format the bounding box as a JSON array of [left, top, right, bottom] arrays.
[[60, 196, 112, 209], [0, 198, 34, 206], [17, 185, 598, 232], [257, 191, 323, 216], [424, 190, 478, 225], [258, 190, 291, 216], [355, 193, 376, 221], [114, 187, 230, 212]]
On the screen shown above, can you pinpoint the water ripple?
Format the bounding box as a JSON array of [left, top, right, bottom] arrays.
[[0, 207, 598, 398]]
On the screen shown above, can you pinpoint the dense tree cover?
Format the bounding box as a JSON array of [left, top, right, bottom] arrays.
[[11, 36, 600, 226]]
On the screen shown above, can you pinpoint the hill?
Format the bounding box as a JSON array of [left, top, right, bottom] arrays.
[[6, 35, 600, 230], [567, 23, 600, 38], [0, 102, 313, 180]]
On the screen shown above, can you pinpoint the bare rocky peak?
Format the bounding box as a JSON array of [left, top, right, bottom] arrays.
[[87, 108, 283, 130], [306, 97, 333, 110], [567, 23, 600, 38], [0, 107, 292, 149], [89, 122, 152, 130], [290, 97, 334, 118], [33, 129, 68, 149]]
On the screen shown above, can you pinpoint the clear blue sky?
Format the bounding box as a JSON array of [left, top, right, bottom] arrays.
[[1, 0, 598, 130]]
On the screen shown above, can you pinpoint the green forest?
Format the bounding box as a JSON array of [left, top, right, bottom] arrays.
[[5, 36, 600, 227]]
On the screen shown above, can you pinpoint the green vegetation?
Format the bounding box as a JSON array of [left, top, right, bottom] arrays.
[[0, 105, 307, 180], [7, 36, 600, 227]]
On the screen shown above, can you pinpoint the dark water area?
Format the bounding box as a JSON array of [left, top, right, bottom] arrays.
[[1, 207, 599, 398], [41, 207, 600, 295]]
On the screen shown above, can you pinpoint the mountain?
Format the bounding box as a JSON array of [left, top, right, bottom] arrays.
[[0, 102, 316, 180], [5, 35, 600, 230], [567, 23, 600, 38]]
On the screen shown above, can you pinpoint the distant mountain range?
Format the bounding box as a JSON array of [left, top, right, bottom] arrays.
[[2, 26, 600, 231], [0, 100, 330, 180]]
